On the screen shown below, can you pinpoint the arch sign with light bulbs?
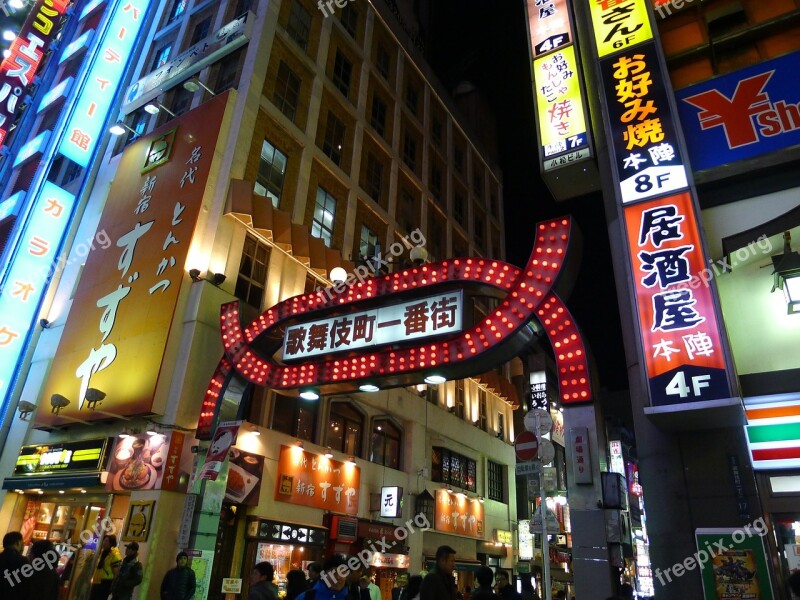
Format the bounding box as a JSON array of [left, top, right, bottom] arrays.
[[197, 217, 592, 439]]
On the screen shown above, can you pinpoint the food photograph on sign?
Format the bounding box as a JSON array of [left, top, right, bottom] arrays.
[[225, 448, 265, 505], [106, 431, 194, 492]]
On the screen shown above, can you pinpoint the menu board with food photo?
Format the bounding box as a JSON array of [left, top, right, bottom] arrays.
[[106, 431, 194, 493], [225, 449, 264, 505]]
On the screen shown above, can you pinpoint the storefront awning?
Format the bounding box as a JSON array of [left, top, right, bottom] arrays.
[[2, 473, 102, 490]]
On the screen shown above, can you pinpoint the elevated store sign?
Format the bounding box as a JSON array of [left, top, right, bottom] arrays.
[[434, 489, 485, 539], [13, 438, 108, 475], [198, 218, 593, 438], [745, 399, 800, 470]]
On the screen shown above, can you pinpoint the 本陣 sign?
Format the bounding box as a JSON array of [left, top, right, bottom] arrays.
[[526, 0, 573, 57], [275, 445, 360, 515], [676, 50, 800, 172], [35, 93, 230, 427], [533, 45, 589, 161], [589, 0, 653, 58], [434, 489, 484, 539], [623, 192, 732, 406], [600, 43, 688, 204], [282, 290, 463, 361]]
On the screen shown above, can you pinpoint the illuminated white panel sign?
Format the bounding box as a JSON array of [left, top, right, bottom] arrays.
[[610, 439, 625, 475], [59, 30, 94, 64], [518, 520, 533, 560], [0, 182, 76, 403], [380, 486, 402, 518], [13, 131, 50, 169], [37, 77, 74, 113], [282, 290, 463, 361], [58, 0, 152, 167]]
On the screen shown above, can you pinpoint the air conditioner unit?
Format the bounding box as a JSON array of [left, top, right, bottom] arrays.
[[329, 515, 358, 543]]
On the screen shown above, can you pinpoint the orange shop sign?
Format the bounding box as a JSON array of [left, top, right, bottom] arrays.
[[275, 445, 360, 515], [35, 93, 230, 427], [434, 489, 484, 539]]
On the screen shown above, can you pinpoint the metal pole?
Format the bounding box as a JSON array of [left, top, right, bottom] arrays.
[[536, 413, 551, 600]]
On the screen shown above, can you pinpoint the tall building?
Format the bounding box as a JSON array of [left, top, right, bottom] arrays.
[[0, 1, 521, 599]]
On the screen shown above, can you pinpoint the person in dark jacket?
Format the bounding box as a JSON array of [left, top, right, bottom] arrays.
[[296, 555, 351, 600], [494, 570, 521, 600], [392, 573, 409, 600], [405, 575, 423, 600], [0, 531, 31, 599], [286, 569, 308, 600], [420, 545, 457, 600], [110, 542, 143, 600], [249, 561, 279, 600], [29, 540, 60, 600], [471, 567, 500, 600], [161, 551, 197, 599]]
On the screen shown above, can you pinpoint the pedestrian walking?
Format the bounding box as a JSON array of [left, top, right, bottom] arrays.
[[471, 567, 500, 600], [296, 556, 353, 600], [495, 570, 521, 600], [161, 551, 197, 599], [29, 540, 59, 600], [405, 576, 423, 600], [249, 561, 279, 600], [110, 541, 143, 600], [286, 569, 308, 600], [90, 534, 122, 600], [420, 545, 458, 600], [0, 531, 31, 599]]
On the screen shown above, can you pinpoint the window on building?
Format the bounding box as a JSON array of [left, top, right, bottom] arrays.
[[488, 460, 505, 502], [274, 61, 301, 122], [328, 402, 363, 456], [234, 0, 251, 17], [454, 147, 464, 174], [370, 419, 401, 469], [168, 0, 186, 22], [235, 234, 271, 308], [455, 380, 465, 418], [405, 83, 418, 115], [332, 50, 352, 98], [359, 225, 378, 263], [474, 215, 485, 249], [152, 44, 171, 71], [432, 447, 477, 492], [172, 85, 192, 115], [454, 192, 465, 226], [312, 187, 336, 247], [402, 132, 417, 172], [473, 170, 483, 195], [365, 154, 383, 203], [430, 165, 442, 201], [287, 0, 312, 51], [271, 392, 317, 442], [478, 389, 487, 431], [376, 44, 390, 79], [189, 15, 211, 46], [431, 117, 442, 146], [254, 139, 287, 209], [370, 95, 387, 137], [400, 188, 416, 233], [322, 111, 346, 166], [215, 49, 241, 92], [340, 3, 358, 37], [497, 412, 505, 437]]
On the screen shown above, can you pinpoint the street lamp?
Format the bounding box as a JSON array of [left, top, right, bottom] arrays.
[[771, 231, 800, 314]]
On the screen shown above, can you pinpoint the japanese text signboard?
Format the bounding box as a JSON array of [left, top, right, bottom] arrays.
[[526, 0, 573, 57], [623, 192, 732, 406], [533, 46, 590, 162], [282, 290, 463, 361], [434, 489, 485, 539], [600, 43, 688, 203], [35, 93, 230, 428], [588, 0, 653, 59], [275, 445, 360, 515], [0, 0, 70, 151]]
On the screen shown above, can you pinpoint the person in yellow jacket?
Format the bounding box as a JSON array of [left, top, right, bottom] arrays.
[[90, 534, 122, 600]]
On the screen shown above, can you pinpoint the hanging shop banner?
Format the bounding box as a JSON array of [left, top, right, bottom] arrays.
[[695, 529, 774, 600], [744, 400, 800, 470], [533, 45, 590, 164], [275, 445, 361, 515], [526, 0, 573, 57], [225, 448, 264, 505], [282, 290, 464, 361], [588, 0, 653, 59], [623, 192, 732, 406], [600, 43, 688, 204], [106, 431, 194, 492], [35, 92, 230, 428], [434, 489, 485, 539], [200, 421, 240, 481], [57, 0, 152, 167], [676, 50, 800, 172], [0, 0, 71, 150]]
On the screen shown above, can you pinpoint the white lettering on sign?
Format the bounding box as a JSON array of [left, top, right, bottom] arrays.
[[39, 449, 72, 466], [282, 291, 463, 360]]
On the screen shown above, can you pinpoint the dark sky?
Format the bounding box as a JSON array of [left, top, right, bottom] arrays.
[[426, 0, 629, 392]]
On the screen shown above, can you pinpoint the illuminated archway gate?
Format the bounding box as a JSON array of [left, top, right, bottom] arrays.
[[198, 217, 592, 438]]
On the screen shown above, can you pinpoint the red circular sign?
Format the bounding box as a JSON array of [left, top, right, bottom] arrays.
[[514, 431, 539, 461]]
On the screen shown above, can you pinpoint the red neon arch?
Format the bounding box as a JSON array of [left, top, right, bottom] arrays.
[[197, 217, 591, 438]]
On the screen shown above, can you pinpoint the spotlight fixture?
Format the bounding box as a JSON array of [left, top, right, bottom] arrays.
[[39, 318, 51, 329], [249, 426, 261, 436], [478, 496, 485, 503], [109, 121, 136, 136], [294, 439, 304, 448], [448, 406, 456, 414], [324, 447, 334, 458], [771, 231, 800, 314], [50, 394, 70, 414], [346, 456, 356, 465], [17, 401, 35, 421], [187, 269, 226, 286], [410, 245, 429, 265], [183, 77, 216, 95], [2, 30, 17, 42], [329, 266, 347, 283], [299, 388, 320, 401], [189, 268, 202, 282], [119, 428, 130, 439], [146, 423, 160, 436], [84, 388, 106, 410], [424, 375, 446, 385], [446, 485, 454, 494], [143, 102, 175, 117], [359, 383, 380, 393], [210, 272, 226, 286]]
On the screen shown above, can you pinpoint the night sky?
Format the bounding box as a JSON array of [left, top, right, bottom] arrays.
[[427, 0, 629, 392]]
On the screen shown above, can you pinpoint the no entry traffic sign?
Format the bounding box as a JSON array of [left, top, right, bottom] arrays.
[[515, 431, 539, 461]]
